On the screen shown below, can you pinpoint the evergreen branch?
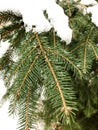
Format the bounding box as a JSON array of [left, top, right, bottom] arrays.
[[10, 26, 25, 48], [16, 54, 39, 96], [63, 0, 72, 17], [17, 88, 38, 130], [0, 23, 22, 39], [21, 34, 35, 53], [83, 27, 94, 69], [88, 42, 98, 58], [7, 46, 37, 85], [44, 47, 82, 76], [8, 94, 18, 116], [0, 10, 22, 24], [36, 33, 70, 116]]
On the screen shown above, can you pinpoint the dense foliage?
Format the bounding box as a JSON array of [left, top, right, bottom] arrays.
[[0, 1, 98, 130]]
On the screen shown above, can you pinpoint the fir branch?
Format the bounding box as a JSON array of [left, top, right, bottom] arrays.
[[83, 27, 94, 70], [0, 23, 22, 38], [20, 34, 35, 53], [88, 42, 98, 58], [44, 47, 82, 76], [6, 46, 37, 86], [0, 10, 22, 24], [16, 54, 39, 96], [36, 33, 73, 116]]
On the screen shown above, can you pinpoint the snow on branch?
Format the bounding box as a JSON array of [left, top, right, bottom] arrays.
[[87, 4, 98, 27], [0, 0, 72, 44], [0, 0, 98, 44], [80, 0, 97, 5], [75, 0, 98, 27]]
